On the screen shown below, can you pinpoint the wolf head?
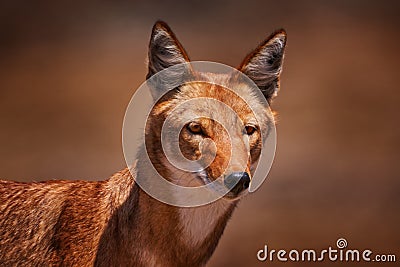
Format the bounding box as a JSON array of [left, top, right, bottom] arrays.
[[144, 21, 286, 200]]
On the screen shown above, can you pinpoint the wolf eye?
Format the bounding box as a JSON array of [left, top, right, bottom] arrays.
[[187, 122, 203, 135], [245, 125, 257, 135]]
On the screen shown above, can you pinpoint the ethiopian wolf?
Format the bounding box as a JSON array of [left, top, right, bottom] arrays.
[[0, 21, 286, 266]]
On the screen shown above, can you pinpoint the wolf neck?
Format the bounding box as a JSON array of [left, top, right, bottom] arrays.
[[178, 199, 235, 248], [136, 186, 236, 266], [111, 158, 237, 266]]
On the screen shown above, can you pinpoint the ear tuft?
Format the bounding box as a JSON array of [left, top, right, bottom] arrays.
[[239, 29, 287, 102], [147, 21, 190, 79]]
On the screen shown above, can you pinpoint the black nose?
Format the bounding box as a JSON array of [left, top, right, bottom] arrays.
[[224, 172, 250, 195]]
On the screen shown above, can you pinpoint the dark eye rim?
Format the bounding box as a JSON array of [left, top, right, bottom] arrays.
[[187, 122, 203, 135], [245, 125, 257, 135]]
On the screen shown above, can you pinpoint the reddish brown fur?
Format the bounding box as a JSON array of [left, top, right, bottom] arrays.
[[0, 21, 286, 266]]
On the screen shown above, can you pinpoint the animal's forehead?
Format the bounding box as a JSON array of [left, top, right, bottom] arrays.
[[152, 76, 271, 128], [177, 82, 256, 118]]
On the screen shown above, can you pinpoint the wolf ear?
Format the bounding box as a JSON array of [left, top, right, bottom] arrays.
[[147, 21, 190, 79], [146, 21, 192, 99], [239, 30, 287, 102]]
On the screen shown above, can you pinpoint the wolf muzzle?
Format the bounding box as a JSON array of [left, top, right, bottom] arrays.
[[224, 172, 250, 195]]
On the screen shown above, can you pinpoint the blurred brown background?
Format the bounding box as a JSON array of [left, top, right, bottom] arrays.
[[0, 0, 399, 266]]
